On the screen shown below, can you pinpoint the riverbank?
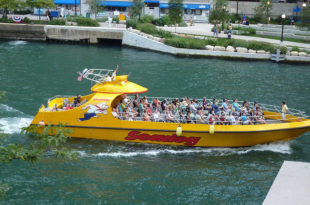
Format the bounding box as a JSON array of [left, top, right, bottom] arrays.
[[1, 23, 309, 63]]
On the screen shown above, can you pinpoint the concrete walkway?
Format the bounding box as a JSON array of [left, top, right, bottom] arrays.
[[159, 23, 310, 49], [263, 161, 310, 205]]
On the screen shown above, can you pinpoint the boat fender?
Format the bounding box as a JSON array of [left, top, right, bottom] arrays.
[[39, 120, 45, 126], [210, 125, 215, 134], [176, 125, 182, 136]]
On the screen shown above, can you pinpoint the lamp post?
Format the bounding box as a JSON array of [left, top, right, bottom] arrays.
[[267, 1, 270, 24], [281, 13, 286, 43], [222, 6, 226, 33], [75, 0, 77, 16]]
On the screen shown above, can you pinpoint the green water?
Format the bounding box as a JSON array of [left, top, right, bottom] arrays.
[[1, 40, 310, 204]]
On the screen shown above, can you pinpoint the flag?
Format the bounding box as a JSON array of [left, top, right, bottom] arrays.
[[77, 74, 83, 81]]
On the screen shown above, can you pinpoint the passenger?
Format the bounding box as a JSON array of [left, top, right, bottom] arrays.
[[144, 111, 151, 121], [138, 99, 144, 114], [219, 112, 227, 125], [190, 101, 197, 114], [211, 101, 220, 116], [65, 103, 73, 110], [177, 111, 185, 123], [166, 108, 174, 122], [111, 65, 119, 81], [232, 99, 240, 112], [143, 96, 148, 105], [186, 111, 194, 124], [153, 109, 160, 122], [52, 103, 58, 111], [239, 112, 252, 125], [281, 101, 288, 120], [112, 108, 118, 118], [133, 95, 139, 108], [146, 104, 152, 116], [254, 107, 266, 124]]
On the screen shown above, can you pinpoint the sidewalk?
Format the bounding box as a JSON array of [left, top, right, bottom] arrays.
[[159, 23, 310, 49]]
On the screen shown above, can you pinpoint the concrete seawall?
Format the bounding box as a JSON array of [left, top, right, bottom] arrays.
[[0, 23, 45, 41], [0, 23, 309, 62]]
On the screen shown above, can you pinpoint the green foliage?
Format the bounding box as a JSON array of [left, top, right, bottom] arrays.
[[291, 46, 300, 52], [156, 29, 173, 38], [112, 17, 119, 23], [96, 17, 108, 22], [232, 26, 256, 35], [168, 0, 183, 24], [0, 0, 25, 18], [254, 0, 273, 24], [137, 23, 158, 34], [22, 17, 31, 23], [209, 0, 229, 24], [87, 0, 102, 18], [0, 124, 76, 197], [0, 183, 10, 198], [178, 21, 187, 27], [0, 17, 14, 23], [205, 38, 217, 46], [164, 37, 206, 49], [278, 46, 288, 54], [26, 0, 54, 9], [216, 38, 234, 47], [126, 19, 138, 28], [231, 39, 248, 48], [49, 19, 66, 25], [75, 16, 99, 27], [140, 14, 154, 23], [130, 0, 144, 19], [157, 15, 171, 26], [247, 41, 275, 52]]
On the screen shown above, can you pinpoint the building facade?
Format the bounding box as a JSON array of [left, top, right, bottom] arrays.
[[54, 0, 212, 22]]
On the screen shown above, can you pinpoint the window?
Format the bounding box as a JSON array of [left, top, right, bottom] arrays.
[[160, 8, 169, 14], [184, 9, 193, 14], [195, 9, 202, 15]]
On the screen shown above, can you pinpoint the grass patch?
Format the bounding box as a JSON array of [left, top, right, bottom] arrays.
[[249, 34, 310, 44]]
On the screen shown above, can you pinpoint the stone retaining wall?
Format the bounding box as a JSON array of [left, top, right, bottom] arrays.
[[0, 23, 45, 41]]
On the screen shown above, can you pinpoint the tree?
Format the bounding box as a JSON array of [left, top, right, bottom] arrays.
[[88, 0, 104, 19], [130, 0, 144, 20], [0, 92, 75, 197], [299, 4, 310, 33], [209, 0, 229, 31], [26, 0, 55, 21], [168, 0, 183, 24], [253, 0, 273, 24], [0, 0, 25, 19]]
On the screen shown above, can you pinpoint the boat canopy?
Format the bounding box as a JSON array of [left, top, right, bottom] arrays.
[[91, 75, 148, 94], [78, 68, 148, 94]]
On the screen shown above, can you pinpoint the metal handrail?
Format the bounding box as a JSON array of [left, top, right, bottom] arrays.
[[127, 96, 308, 119]]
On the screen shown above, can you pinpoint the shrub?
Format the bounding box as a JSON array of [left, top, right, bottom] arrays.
[[0, 17, 14, 23], [164, 37, 206, 49], [126, 19, 138, 28], [216, 38, 234, 47], [22, 17, 31, 23], [157, 29, 173, 38], [247, 41, 276, 52], [97, 17, 108, 22], [75, 17, 99, 27], [137, 23, 157, 35], [278, 46, 288, 54], [140, 14, 154, 23], [112, 17, 119, 23], [233, 26, 256, 35], [178, 21, 187, 27], [157, 15, 171, 26], [231, 39, 248, 48], [205, 38, 217, 46], [49, 19, 66, 25], [291, 46, 299, 52]]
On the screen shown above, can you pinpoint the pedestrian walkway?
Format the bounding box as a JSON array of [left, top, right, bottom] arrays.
[[159, 23, 310, 49]]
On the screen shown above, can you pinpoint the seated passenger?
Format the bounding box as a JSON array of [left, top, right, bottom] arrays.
[[232, 99, 240, 112], [254, 107, 266, 124], [219, 112, 227, 125], [153, 109, 160, 122], [112, 108, 119, 118]]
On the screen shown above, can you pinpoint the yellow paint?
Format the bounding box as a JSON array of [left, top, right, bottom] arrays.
[[30, 75, 310, 147]]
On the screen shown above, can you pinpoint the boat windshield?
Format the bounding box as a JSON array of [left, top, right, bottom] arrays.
[[110, 95, 308, 125]]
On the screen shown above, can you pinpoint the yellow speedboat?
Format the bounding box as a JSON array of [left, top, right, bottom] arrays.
[[30, 68, 310, 147]]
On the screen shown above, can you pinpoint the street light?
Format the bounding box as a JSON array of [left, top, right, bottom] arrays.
[[222, 6, 226, 33], [267, 1, 270, 24], [281, 13, 286, 43], [302, 3, 306, 8]]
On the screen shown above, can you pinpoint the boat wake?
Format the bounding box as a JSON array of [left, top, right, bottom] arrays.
[[76, 141, 291, 158], [0, 104, 32, 134], [8, 40, 28, 46]]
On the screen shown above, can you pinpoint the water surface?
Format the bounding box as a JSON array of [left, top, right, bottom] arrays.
[[1, 40, 310, 204]]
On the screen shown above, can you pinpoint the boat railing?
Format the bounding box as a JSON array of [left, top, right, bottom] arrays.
[[78, 68, 114, 85], [115, 110, 306, 124], [126, 96, 309, 119], [48, 95, 76, 103]]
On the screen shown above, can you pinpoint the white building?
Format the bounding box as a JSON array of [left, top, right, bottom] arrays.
[[54, 0, 212, 22]]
